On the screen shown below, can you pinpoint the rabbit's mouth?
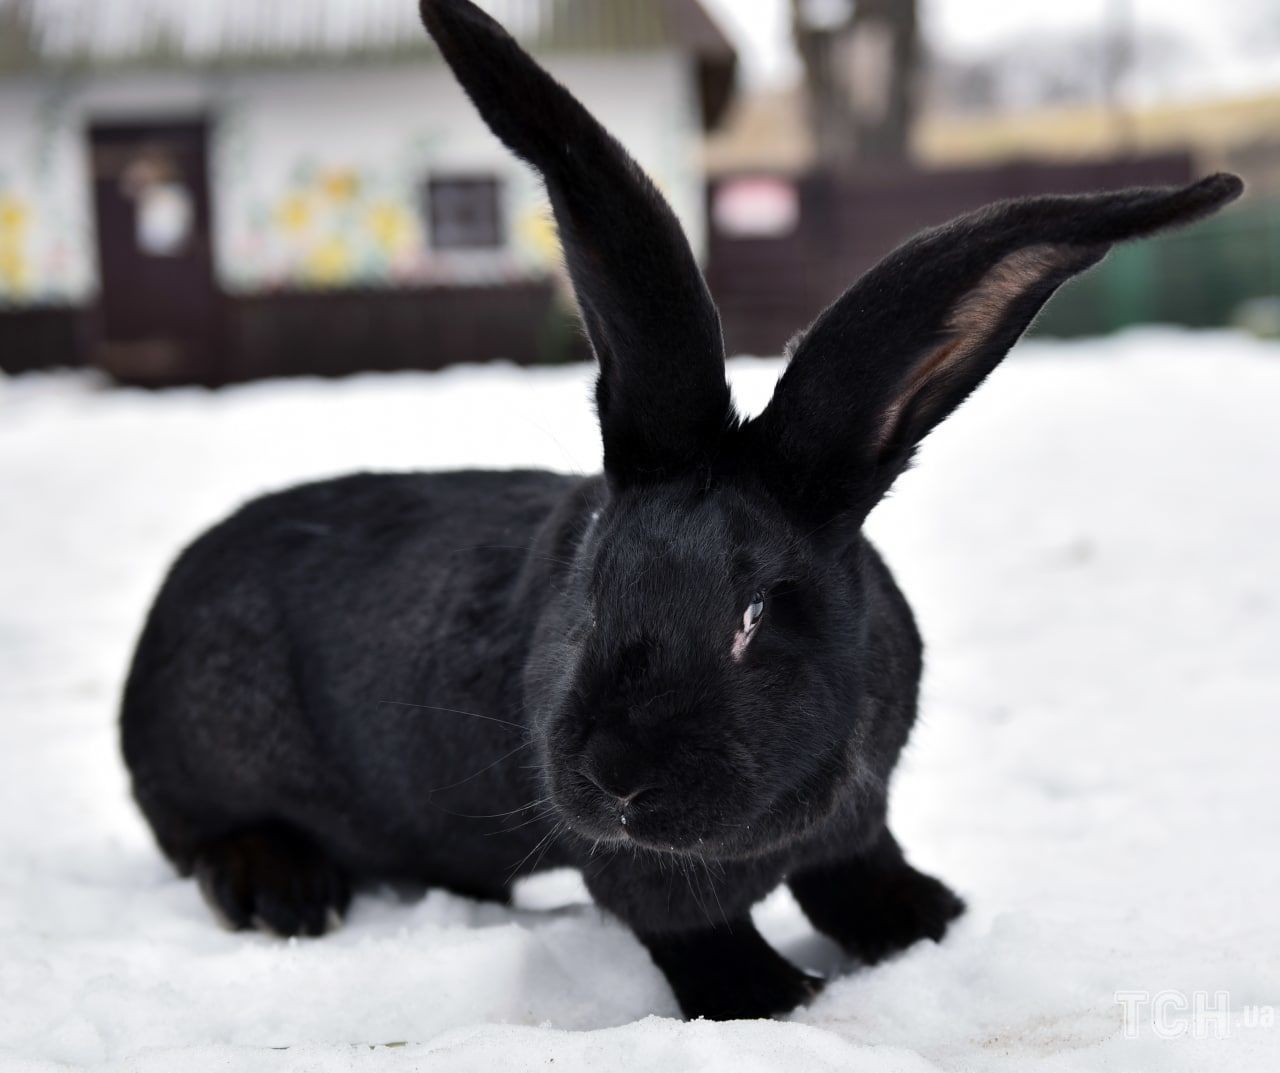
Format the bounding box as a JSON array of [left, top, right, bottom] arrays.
[[551, 768, 661, 844], [551, 765, 748, 856]]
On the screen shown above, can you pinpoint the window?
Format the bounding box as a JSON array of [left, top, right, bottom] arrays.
[[425, 176, 505, 250]]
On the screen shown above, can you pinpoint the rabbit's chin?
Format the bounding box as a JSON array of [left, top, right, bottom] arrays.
[[566, 810, 732, 858], [550, 774, 749, 858]]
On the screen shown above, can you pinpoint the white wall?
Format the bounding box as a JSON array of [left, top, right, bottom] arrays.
[[0, 51, 707, 304], [0, 80, 97, 304]]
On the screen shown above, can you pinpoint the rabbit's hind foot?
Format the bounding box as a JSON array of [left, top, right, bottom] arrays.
[[193, 824, 350, 938]]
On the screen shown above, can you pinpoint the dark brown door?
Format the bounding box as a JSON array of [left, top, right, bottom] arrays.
[[89, 121, 222, 385]]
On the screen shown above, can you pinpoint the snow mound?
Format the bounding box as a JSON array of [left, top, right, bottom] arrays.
[[1, 329, 1277, 1071]]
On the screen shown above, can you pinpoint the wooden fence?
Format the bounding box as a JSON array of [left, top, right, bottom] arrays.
[[705, 154, 1196, 356], [0, 281, 587, 386]]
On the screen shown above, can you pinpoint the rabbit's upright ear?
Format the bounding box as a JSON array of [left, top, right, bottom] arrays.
[[420, 0, 732, 483], [746, 174, 1243, 523]]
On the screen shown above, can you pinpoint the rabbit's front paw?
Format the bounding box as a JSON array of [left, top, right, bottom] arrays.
[[641, 918, 823, 1021], [790, 832, 965, 965], [676, 957, 824, 1022], [836, 866, 965, 965], [193, 824, 350, 938]]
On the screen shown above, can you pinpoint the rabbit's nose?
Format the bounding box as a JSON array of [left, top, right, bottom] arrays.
[[582, 763, 656, 804], [580, 740, 658, 804]]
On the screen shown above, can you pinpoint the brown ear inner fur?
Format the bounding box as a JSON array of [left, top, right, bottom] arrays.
[[876, 243, 1071, 453]]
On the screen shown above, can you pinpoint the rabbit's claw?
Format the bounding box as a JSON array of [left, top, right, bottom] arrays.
[[790, 832, 965, 966], [841, 866, 965, 965], [193, 826, 350, 938], [640, 919, 826, 1021]]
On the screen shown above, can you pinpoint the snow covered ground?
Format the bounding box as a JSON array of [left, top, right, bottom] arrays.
[[1, 329, 1277, 1072]]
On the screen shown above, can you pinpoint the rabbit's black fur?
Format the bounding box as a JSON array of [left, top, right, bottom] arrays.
[[120, 0, 1243, 1022]]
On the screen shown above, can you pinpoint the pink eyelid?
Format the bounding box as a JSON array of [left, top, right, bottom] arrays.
[[731, 605, 761, 662]]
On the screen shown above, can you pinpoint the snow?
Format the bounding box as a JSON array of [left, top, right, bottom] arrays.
[[1, 328, 1278, 1071]]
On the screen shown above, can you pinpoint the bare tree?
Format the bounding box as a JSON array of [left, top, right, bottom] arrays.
[[0, 0, 37, 70], [791, 0, 920, 171]]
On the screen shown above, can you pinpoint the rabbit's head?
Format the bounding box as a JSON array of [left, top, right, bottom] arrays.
[[421, 0, 1242, 854]]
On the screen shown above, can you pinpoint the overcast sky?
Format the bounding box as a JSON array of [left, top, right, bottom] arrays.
[[699, 0, 1280, 101]]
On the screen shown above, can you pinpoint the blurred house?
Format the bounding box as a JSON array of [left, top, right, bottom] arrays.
[[703, 85, 1280, 352], [705, 63, 1280, 190], [0, 0, 736, 383]]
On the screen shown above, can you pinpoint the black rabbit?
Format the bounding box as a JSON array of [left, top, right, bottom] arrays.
[[120, 0, 1243, 1022]]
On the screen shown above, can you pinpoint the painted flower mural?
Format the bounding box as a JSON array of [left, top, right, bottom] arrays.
[[366, 200, 416, 258], [226, 155, 564, 292], [517, 207, 562, 267], [256, 166, 423, 288], [0, 193, 33, 298]]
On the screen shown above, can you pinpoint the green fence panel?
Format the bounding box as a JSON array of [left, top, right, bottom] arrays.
[[1032, 201, 1280, 337]]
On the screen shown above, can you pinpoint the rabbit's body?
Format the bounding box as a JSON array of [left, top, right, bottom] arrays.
[[124, 471, 578, 894], [124, 469, 919, 906], [121, 0, 1242, 1022]]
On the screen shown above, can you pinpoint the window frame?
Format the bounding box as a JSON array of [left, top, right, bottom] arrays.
[[423, 174, 507, 252]]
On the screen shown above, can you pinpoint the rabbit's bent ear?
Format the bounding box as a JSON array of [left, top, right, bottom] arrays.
[[746, 174, 1243, 523], [420, 0, 733, 484]]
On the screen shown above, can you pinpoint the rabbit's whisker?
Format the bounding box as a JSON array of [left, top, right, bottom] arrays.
[[687, 858, 714, 929], [430, 794, 552, 822], [424, 740, 533, 796], [506, 821, 565, 884], [493, 805, 559, 835], [378, 700, 528, 734], [700, 858, 729, 926]]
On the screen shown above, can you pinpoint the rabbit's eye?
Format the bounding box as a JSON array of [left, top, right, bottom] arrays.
[[732, 594, 765, 662], [732, 593, 765, 662]]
